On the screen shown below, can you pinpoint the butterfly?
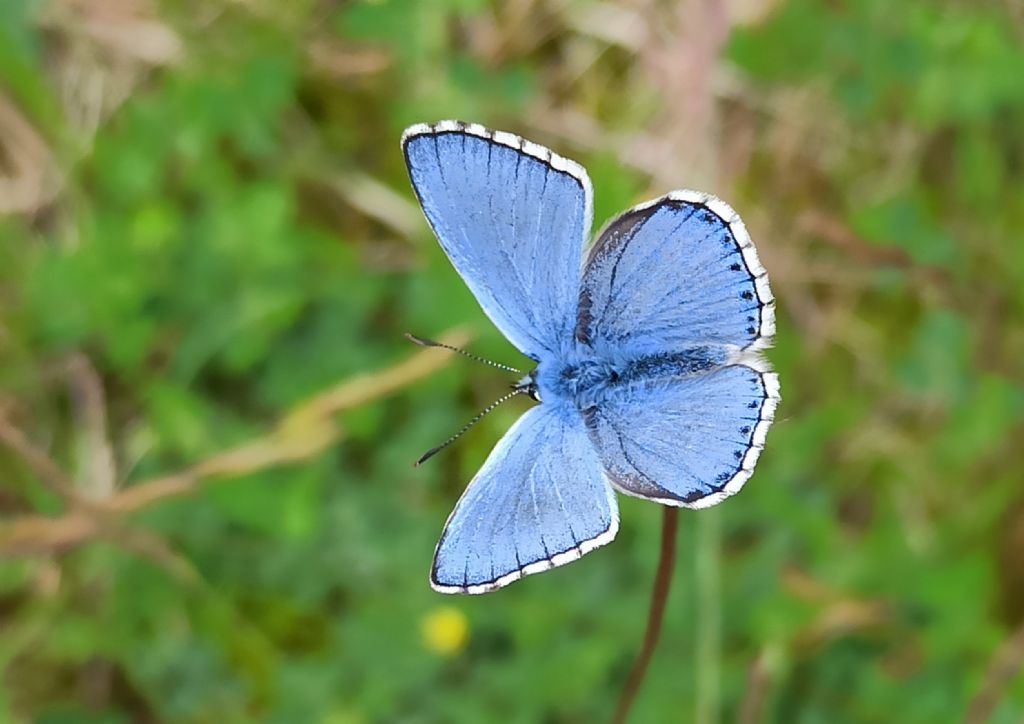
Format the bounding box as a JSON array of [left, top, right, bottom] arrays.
[[403, 121, 780, 594]]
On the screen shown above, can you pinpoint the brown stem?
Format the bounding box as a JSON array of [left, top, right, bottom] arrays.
[[0, 328, 471, 558], [0, 409, 82, 505], [612, 506, 680, 724], [966, 620, 1024, 724]]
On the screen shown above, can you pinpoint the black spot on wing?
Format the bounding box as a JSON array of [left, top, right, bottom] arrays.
[[680, 368, 771, 502]]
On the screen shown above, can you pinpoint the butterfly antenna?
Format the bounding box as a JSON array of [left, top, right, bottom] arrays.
[[414, 389, 524, 466], [405, 333, 522, 374]]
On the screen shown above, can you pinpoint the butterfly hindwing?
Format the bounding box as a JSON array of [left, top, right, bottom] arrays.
[[431, 404, 618, 594], [583, 361, 780, 508], [577, 191, 775, 354], [403, 121, 593, 360]]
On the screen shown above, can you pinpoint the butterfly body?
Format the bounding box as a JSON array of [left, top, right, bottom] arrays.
[[531, 346, 726, 408], [403, 121, 780, 594]]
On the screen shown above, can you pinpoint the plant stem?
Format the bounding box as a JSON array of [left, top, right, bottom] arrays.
[[695, 507, 721, 724], [612, 506, 680, 724]]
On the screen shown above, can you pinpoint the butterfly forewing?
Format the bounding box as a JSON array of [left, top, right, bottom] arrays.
[[402, 121, 593, 360], [577, 192, 775, 354]]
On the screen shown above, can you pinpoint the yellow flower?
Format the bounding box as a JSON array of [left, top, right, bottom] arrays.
[[421, 606, 469, 655]]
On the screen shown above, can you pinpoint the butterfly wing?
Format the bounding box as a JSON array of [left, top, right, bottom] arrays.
[[577, 190, 775, 354], [584, 360, 780, 508], [431, 404, 618, 594], [403, 121, 593, 360]]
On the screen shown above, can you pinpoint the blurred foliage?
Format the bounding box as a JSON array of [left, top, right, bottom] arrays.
[[1, 0, 1024, 722]]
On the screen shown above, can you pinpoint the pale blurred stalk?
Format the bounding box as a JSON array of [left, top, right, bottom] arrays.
[[696, 507, 721, 724]]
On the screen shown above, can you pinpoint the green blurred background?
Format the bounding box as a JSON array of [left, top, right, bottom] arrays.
[[2, 0, 1024, 721]]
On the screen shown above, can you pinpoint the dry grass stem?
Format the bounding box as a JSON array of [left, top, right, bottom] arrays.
[[0, 328, 471, 558]]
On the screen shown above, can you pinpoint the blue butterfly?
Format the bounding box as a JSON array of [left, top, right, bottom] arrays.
[[403, 121, 780, 594]]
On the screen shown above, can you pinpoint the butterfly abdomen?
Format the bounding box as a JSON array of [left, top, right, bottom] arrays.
[[619, 347, 726, 381]]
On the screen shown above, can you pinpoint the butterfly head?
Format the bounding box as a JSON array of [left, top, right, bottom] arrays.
[[513, 372, 541, 402]]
